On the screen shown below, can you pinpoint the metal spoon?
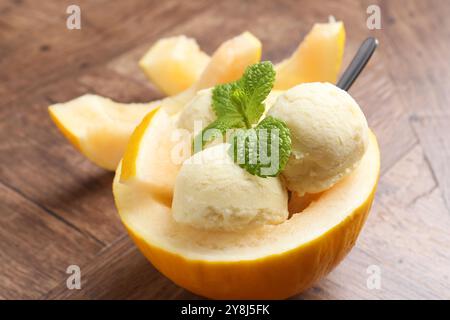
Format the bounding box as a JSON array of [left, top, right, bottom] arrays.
[[337, 37, 378, 91]]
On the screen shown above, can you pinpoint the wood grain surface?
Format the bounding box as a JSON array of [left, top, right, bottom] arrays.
[[1, 0, 449, 299]]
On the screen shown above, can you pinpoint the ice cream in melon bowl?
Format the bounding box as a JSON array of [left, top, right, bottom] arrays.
[[49, 19, 379, 299], [113, 41, 379, 299]]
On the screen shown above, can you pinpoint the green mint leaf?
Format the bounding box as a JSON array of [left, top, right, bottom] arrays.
[[229, 116, 291, 177], [256, 116, 291, 176], [195, 62, 277, 154], [238, 61, 276, 125], [211, 61, 275, 129], [211, 82, 245, 126]]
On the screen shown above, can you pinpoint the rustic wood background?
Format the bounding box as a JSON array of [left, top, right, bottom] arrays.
[[1, 0, 449, 299]]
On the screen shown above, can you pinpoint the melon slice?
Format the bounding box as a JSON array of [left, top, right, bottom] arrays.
[[120, 107, 179, 206], [49, 94, 155, 170], [274, 19, 345, 89], [192, 31, 262, 91], [139, 36, 210, 95], [113, 131, 380, 299]]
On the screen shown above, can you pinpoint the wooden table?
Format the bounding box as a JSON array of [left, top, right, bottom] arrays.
[[1, 0, 449, 300]]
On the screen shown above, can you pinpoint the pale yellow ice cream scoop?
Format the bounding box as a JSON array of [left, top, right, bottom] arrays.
[[172, 143, 289, 231], [268, 82, 369, 195], [176, 88, 215, 133]]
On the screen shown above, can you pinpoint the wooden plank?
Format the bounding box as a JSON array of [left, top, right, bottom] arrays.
[[364, 0, 450, 209], [45, 236, 201, 300], [363, 0, 450, 117], [0, 0, 209, 108], [349, 56, 417, 174], [411, 115, 450, 211], [77, 68, 159, 103], [1, 0, 449, 300], [0, 182, 102, 299], [0, 76, 134, 244]]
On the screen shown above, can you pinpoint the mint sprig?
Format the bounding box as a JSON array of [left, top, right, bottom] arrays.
[[194, 62, 275, 148], [213, 61, 275, 128], [193, 61, 291, 177], [229, 116, 291, 177]]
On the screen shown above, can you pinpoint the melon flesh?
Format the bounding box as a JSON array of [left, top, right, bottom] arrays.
[[49, 94, 154, 170]]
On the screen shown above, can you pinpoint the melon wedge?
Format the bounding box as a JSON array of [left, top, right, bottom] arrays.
[[139, 36, 210, 95], [113, 131, 380, 299], [120, 107, 180, 206], [49, 32, 261, 171], [49, 94, 155, 170], [192, 31, 261, 91], [274, 19, 345, 90]]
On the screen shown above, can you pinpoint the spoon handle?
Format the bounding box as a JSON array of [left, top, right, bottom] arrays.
[[337, 37, 378, 91]]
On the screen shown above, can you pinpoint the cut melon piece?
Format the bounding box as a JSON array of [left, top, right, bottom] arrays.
[[192, 31, 261, 91], [274, 19, 345, 90], [113, 131, 380, 299], [139, 36, 210, 96], [120, 107, 180, 206], [49, 94, 155, 170]]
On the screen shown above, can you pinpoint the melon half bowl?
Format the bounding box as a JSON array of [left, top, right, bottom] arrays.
[[113, 126, 379, 299]]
